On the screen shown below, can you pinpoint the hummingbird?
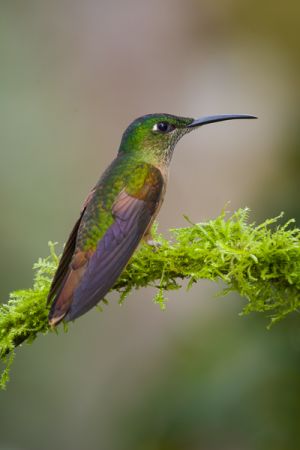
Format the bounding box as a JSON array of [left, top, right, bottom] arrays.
[[48, 113, 256, 326]]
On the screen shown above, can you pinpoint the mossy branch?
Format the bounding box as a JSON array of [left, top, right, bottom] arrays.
[[1, 208, 299, 388]]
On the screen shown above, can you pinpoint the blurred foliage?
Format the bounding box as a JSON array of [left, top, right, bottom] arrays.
[[1, 208, 299, 389], [118, 315, 300, 450], [258, 120, 300, 224]]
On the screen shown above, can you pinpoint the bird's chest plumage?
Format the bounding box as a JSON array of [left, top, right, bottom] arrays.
[[149, 165, 168, 223]]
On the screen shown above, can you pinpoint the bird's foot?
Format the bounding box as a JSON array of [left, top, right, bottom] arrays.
[[143, 232, 162, 250], [146, 239, 162, 249]]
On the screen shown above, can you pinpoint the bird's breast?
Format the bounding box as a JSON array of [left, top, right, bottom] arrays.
[[151, 164, 169, 220]]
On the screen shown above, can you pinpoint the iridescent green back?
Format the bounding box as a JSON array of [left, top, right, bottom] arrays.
[[76, 155, 154, 251]]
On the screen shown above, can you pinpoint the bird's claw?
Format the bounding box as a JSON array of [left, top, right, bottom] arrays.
[[146, 239, 162, 249]]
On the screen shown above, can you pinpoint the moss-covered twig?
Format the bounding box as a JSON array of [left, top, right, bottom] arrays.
[[1, 208, 299, 388]]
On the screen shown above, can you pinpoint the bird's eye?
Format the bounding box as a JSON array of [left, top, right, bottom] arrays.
[[152, 122, 175, 133]]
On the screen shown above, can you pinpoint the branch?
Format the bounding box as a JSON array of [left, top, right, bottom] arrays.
[[1, 208, 299, 388]]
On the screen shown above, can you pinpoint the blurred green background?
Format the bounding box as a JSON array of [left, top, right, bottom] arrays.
[[1, 1, 299, 449]]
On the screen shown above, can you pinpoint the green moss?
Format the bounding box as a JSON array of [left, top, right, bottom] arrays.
[[0, 208, 299, 389]]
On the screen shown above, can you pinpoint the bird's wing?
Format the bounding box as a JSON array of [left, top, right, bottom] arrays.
[[48, 164, 164, 325], [47, 188, 96, 306]]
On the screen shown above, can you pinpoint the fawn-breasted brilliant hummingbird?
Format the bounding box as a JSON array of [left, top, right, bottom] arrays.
[[48, 113, 256, 326]]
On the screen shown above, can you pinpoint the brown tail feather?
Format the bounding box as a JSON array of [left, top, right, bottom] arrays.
[[48, 252, 89, 326]]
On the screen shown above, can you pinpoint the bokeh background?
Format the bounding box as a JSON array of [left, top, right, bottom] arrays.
[[1, 1, 299, 449]]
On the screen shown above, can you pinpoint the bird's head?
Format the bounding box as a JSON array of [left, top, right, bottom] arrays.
[[118, 113, 256, 165]]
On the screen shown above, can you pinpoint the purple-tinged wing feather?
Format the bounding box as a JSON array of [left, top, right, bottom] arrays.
[[49, 164, 163, 325], [65, 195, 152, 321]]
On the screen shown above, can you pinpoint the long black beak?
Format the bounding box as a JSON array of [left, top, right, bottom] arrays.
[[187, 114, 257, 128]]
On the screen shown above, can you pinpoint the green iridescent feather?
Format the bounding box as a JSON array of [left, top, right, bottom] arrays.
[[78, 157, 157, 251]]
